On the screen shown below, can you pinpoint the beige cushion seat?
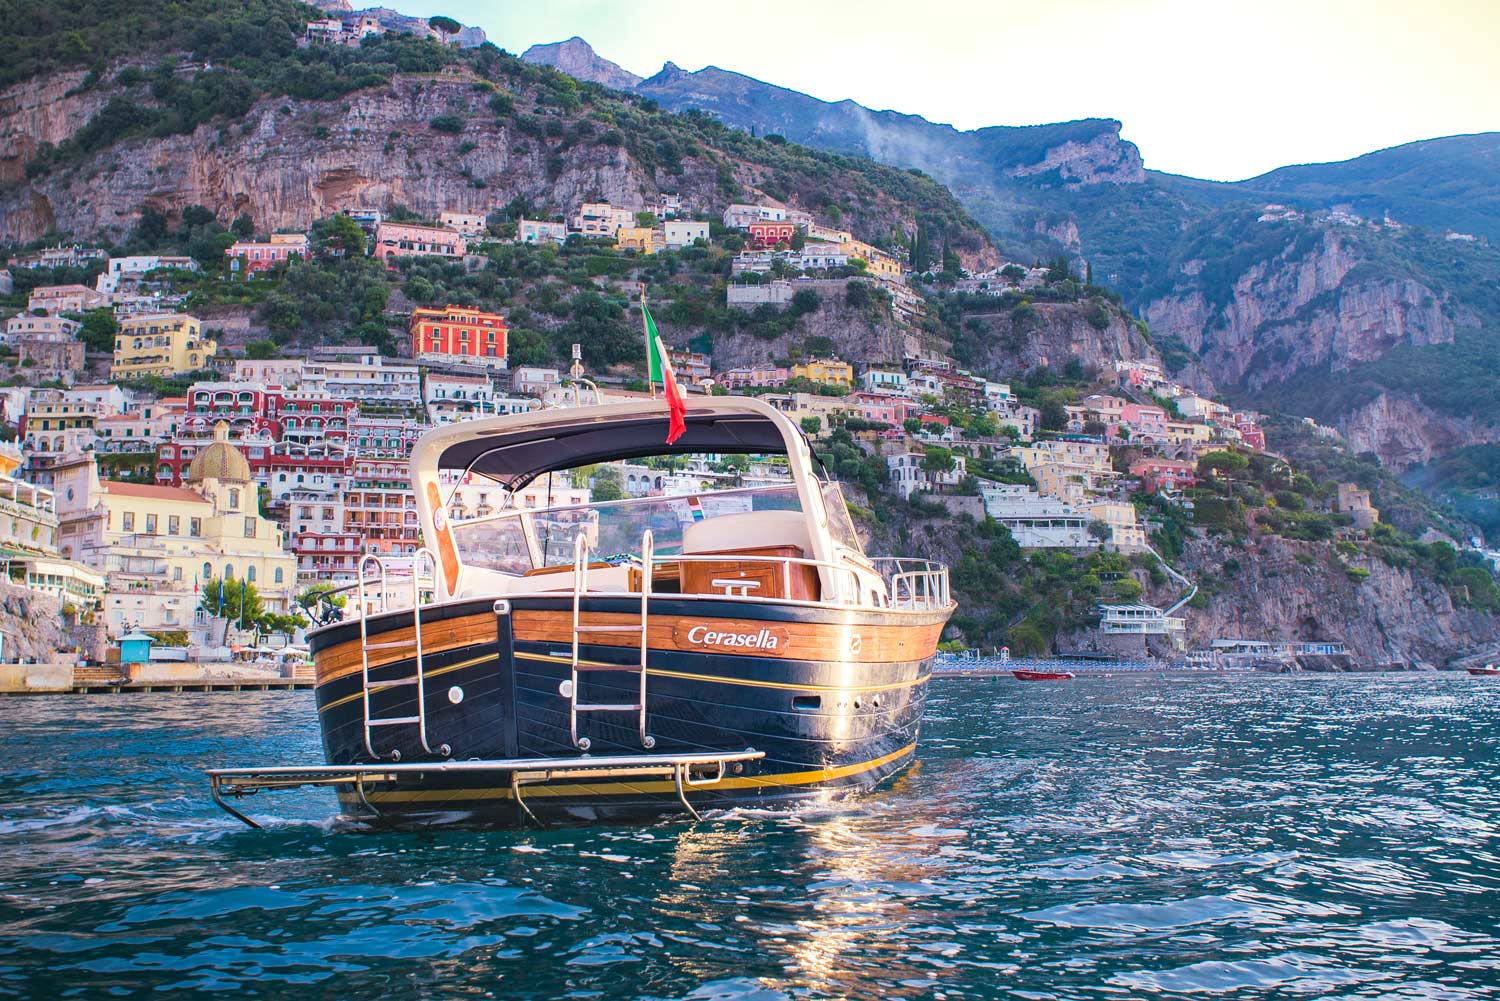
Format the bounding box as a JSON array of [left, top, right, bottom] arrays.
[[681, 509, 813, 557]]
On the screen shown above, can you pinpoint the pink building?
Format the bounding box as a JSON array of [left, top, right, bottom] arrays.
[[373, 222, 466, 262], [1130, 457, 1197, 493], [226, 233, 308, 276], [845, 391, 918, 426], [1117, 403, 1168, 443], [718, 365, 789, 389], [1232, 413, 1266, 451]]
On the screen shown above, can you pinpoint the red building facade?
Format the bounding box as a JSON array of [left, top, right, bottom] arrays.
[[409, 306, 508, 365]]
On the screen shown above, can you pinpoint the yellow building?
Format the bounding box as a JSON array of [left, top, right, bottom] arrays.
[[111, 313, 216, 380], [1164, 421, 1212, 446], [841, 239, 904, 279], [1086, 500, 1147, 553], [90, 424, 296, 638], [614, 226, 663, 255], [790, 358, 854, 386]]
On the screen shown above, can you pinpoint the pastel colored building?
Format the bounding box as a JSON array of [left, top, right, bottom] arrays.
[[615, 226, 663, 255], [791, 358, 853, 386], [111, 314, 216, 380], [28, 284, 108, 314], [663, 220, 709, 248], [373, 222, 466, 262], [748, 221, 796, 247], [226, 233, 308, 277], [439, 211, 487, 237], [518, 219, 567, 245], [1130, 457, 1197, 493]]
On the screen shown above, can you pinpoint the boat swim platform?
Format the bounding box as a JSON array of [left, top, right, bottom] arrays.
[[207, 748, 766, 828]]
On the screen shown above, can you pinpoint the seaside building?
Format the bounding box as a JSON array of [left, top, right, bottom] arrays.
[[225, 233, 308, 277]]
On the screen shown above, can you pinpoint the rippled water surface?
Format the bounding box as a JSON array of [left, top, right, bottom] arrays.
[[3, 675, 1500, 999]]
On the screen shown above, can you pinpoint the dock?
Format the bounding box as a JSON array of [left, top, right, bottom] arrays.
[[1, 662, 315, 695]]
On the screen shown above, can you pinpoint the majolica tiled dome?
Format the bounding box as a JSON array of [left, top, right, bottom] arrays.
[[186, 421, 251, 483]]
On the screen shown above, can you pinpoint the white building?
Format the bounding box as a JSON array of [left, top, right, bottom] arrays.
[[860, 370, 909, 394], [980, 483, 1095, 548], [722, 204, 786, 229], [727, 282, 793, 308], [518, 219, 567, 245], [439, 211, 488, 237], [886, 449, 968, 499], [303, 350, 421, 407], [663, 220, 709, 248], [4, 314, 80, 346]]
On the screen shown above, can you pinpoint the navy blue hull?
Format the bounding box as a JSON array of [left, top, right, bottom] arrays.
[[308, 596, 945, 825]]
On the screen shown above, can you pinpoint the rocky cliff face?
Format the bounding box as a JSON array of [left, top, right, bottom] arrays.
[[1172, 534, 1500, 669], [1338, 392, 1500, 471], [1143, 232, 1455, 390], [520, 37, 642, 90], [0, 66, 980, 253], [957, 302, 1160, 378], [1005, 131, 1146, 187]]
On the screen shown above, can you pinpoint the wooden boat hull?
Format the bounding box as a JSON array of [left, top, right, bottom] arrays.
[[1011, 669, 1075, 681], [308, 594, 950, 825], [1469, 667, 1500, 676]]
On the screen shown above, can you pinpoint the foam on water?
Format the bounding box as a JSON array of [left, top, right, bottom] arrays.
[[1, 676, 1498, 999]]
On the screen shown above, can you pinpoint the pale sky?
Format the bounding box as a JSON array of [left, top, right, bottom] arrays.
[[409, 0, 1498, 181]]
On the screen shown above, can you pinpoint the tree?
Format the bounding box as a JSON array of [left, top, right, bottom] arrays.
[[199, 576, 265, 640], [590, 466, 624, 502], [428, 15, 462, 39], [1087, 519, 1113, 543], [1039, 398, 1069, 432], [1199, 451, 1249, 476], [903, 417, 923, 435], [78, 309, 118, 353], [800, 416, 823, 437], [231, 212, 254, 239], [921, 446, 956, 475], [317, 213, 367, 257]]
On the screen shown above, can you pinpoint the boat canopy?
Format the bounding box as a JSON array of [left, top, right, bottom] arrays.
[[412, 397, 800, 491]]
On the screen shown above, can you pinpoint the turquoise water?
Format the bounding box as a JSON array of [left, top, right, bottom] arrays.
[[2, 675, 1499, 999]]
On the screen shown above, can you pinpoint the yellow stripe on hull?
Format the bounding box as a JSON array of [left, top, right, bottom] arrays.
[[345, 742, 917, 806]]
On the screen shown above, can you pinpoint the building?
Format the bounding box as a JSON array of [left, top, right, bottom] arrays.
[[668, 349, 712, 384], [718, 364, 789, 390], [1087, 500, 1147, 553], [887, 449, 967, 499], [722, 204, 786, 229], [225, 233, 308, 277], [518, 218, 567, 245], [344, 456, 417, 555], [23, 392, 106, 457], [654, 193, 684, 219], [615, 226, 663, 255], [794, 242, 850, 270], [103, 255, 199, 281], [373, 222, 466, 262], [1335, 483, 1379, 530], [571, 202, 637, 238], [85, 426, 297, 638], [7, 245, 106, 270], [439, 211, 488, 237], [861, 369, 909, 394], [727, 281, 794, 309], [841, 239, 903, 278], [111, 314, 215, 379], [806, 223, 852, 244], [663, 220, 709, 248], [341, 208, 383, 230], [303, 349, 421, 408], [4, 313, 80, 346], [1131, 457, 1197, 494], [980, 483, 1094, 548], [1098, 603, 1185, 636], [410, 306, 508, 367], [28, 284, 108, 314], [791, 358, 853, 387], [748, 221, 796, 248]]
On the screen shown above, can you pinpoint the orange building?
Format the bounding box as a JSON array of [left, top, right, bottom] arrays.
[[748, 221, 796, 247], [410, 306, 508, 367]]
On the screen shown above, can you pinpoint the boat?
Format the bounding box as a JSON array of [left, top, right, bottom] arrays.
[[208, 396, 954, 827], [1469, 664, 1500, 676], [1012, 669, 1075, 681]]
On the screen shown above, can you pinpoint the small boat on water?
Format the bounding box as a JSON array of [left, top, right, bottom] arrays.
[[1469, 664, 1500, 676], [208, 395, 954, 828], [1012, 669, 1075, 681]]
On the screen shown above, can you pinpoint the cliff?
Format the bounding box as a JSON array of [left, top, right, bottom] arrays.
[[521, 37, 642, 91], [0, 55, 996, 264], [952, 300, 1160, 378]]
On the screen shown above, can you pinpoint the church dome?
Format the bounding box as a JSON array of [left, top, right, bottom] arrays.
[[187, 422, 251, 483]]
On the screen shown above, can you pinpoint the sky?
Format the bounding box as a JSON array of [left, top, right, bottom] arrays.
[[405, 0, 1499, 182]]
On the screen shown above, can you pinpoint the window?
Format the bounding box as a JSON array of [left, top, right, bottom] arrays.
[[224, 565, 234, 580], [190, 517, 202, 536], [274, 567, 284, 584], [246, 566, 256, 583], [203, 562, 212, 580], [122, 512, 134, 532], [244, 517, 256, 538], [228, 488, 240, 509], [173, 567, 182, 582]]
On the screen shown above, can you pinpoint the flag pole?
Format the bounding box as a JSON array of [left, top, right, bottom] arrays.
[[640, 282, 656, 399]]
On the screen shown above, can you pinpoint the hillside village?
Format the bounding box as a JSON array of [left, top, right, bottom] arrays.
[[0, 177, 1408, 662], [0, 5, 1493, 670]]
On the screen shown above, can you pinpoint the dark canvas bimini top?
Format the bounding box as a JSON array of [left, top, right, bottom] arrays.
[[435, 411, 789, 490]]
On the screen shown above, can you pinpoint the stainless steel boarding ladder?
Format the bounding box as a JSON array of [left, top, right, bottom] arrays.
[[357, 549, 450, 761], [568, 530, 655, 752]]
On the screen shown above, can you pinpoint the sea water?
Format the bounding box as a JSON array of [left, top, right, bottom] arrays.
[[1, 674, 1497, 999]]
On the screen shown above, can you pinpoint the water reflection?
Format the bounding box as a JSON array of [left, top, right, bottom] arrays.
[[1, 676, 1499, 999]]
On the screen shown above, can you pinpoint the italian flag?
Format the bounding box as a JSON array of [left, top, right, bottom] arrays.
[[655, 334, 687, 445], [643, 302, 686, 444]]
